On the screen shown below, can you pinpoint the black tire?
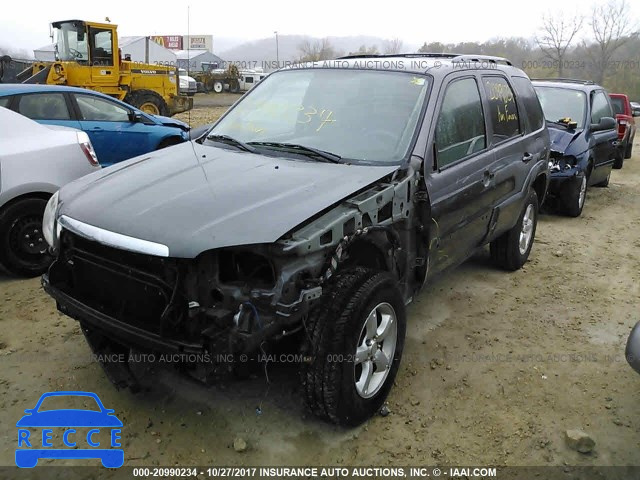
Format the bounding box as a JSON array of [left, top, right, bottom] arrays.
[[300, 268, 406, 426], [625, 137, 633, 159], [594, 169, 611, 187], [490, 190, 538, 271], [229, 80, 240, 93], [124, 90, 169, 116], [0, 197, 52, 277], [560, 174, 587, 217], [613, 151, 624, 169]]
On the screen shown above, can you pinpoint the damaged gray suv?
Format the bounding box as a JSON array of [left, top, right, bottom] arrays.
[[43, 54, 550, 425]]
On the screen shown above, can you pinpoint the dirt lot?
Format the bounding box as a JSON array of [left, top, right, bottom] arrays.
[[0, 114, 638, 473]]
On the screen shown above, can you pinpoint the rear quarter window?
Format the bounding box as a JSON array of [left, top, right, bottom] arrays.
[[482, 76, 521, 143], [0, 97, 10, 108], [511, 77, 544, 132]]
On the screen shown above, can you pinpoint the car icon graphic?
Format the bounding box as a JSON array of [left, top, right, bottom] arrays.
[[15, 391, 123, 468]]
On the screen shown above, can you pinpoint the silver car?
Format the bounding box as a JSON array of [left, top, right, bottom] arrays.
[[0, 107, 101, 276]]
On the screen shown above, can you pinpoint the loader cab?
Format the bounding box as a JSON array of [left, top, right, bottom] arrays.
[[53, 20, 119, 85], [54, 20, 117, 66]]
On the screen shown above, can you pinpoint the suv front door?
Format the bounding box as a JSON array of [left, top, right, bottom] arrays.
[[588, 89, 618, 183], [425, 75, 494, 273]]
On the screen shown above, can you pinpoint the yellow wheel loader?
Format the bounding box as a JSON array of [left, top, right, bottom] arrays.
[[11, 20, 192, 116]]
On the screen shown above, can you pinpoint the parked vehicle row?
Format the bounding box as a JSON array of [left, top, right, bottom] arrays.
[[1, 53, 637, 423], [0, 85, 189, 167]]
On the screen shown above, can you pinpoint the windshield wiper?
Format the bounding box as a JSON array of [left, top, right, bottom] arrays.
[[206, 134, 257, 153], [247, 142, 342, 163]]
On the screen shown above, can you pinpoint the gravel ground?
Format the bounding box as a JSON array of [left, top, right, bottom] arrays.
[[0, 122, 638, 475]]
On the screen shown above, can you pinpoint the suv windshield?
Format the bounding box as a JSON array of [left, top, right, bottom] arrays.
[[208, 68, 430, 164], [534, 86, 587, 128]]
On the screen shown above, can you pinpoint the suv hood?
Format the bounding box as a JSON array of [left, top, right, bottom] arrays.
[[58, 142, 397, 258]]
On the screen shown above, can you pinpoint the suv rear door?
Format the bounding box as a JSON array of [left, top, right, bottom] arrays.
[[425, 74, 494, 272], [481, 75, 547, 237]]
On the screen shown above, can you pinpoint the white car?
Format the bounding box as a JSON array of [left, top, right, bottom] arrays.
[[178, 69, 197, 96], [0, 107, 101, 276]]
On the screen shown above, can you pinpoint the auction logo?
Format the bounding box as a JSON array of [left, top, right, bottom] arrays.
[[15, 391, 123, 468]]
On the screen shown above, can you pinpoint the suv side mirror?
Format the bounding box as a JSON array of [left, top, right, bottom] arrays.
[[591, 116, 616, 132]]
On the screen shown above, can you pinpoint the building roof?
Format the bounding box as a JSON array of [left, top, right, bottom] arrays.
[[119, 36, 146, 47], [174, 49, 211, 60]]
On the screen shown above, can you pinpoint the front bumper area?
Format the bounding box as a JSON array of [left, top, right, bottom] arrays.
[[43, 273, 203, 354], [547, 167, 583, 198]]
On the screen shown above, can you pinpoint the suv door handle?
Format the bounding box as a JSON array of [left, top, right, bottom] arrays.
[[482, 170, 495, 187], [522, 152, 534, 163]]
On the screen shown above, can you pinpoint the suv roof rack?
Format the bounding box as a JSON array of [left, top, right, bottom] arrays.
[[336, 52, 458, 60], [530, 78, 595, 85], [451, 54, 512, 66], [337, 52, 512, 66]]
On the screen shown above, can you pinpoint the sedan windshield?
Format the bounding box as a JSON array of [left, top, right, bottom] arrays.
[[208, 68, 430, 164], [534, 86, 587, 128]]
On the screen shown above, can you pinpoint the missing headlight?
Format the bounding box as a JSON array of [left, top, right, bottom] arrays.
[[218, 249, 276, 288], [549, 154, 577, 173]]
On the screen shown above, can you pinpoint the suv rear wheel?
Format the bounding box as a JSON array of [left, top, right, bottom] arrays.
[[490, 190, 538, 271], [301, 268, 406, 426]]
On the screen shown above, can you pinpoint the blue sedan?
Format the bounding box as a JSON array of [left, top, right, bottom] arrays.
[[0, 84, 189, 167]]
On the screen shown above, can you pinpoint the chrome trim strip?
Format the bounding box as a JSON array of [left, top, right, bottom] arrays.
[[59, 215, 170, 257]]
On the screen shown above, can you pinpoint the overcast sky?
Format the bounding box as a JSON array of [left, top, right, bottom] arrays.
[[1, 0, 639, 53]]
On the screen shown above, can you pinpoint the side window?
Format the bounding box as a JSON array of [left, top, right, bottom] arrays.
[[511, 77, 544, 132], [17, 93, 70, 120], [76, 94, 130, 122], [245, 76, 254, 84], [0, 97, 10, 108], [90, 28, 113, 66], [591, 91, 613, 124], [435, 77, 487, 168], [483, 76, 521, 142]]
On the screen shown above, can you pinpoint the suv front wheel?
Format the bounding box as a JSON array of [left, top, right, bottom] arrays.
[[301, 268, 406, 426], [490, 190, 539, 271], [561, 174, 587, 217]]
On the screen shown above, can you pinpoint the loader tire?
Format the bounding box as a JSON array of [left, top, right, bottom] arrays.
[[124, 90, 168, 116]]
